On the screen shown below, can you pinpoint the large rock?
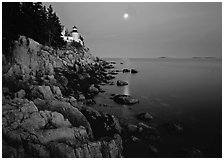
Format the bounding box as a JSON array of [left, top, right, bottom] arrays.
[[3, 126, 90, 157], [81, 107, 122, 139], [33, 99, 93, 139], [131, 69, 138, 74], [3, 36, 55, 80], [108, 70, 118, 75], [37, 127, 89, 144], [30, 85, 54, 100], [117, 80, 128, 86], [14, 89, 26, 99], [3, 99, 71, 133], [136, 112, 153, 121], [88, 85, 99, 94], [2, 98, 98, 158], [123, 69, 130, 73], [113, 94, 139, 105], [78, 94, 85, 101], [51, 86, 62, 98]]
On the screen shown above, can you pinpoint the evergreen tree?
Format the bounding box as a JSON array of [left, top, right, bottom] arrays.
[[2, 2, 65, 54]]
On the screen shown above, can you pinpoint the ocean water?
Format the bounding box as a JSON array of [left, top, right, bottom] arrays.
[[92, 58, 222, 157]]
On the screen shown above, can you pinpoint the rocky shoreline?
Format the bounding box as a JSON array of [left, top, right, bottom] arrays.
[[2, 36, 204, 158], [2, 36, 124, 157]]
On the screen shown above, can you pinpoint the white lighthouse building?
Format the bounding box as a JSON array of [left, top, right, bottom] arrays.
[[72, 26, 79, 42], [61, 25, 84, 45]]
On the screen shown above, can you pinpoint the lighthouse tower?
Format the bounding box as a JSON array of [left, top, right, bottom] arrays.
[[72, 25, 79, 42]]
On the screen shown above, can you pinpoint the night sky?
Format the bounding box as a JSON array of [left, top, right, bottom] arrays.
[[44, 2, 222, 58]]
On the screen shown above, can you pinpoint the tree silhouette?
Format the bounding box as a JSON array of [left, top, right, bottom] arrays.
[[2, 2, 65, 55]]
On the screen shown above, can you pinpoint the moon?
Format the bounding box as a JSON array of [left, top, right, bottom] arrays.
[[124, 13, 129, 19]]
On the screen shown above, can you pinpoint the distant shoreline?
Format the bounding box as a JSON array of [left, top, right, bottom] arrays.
[[101, 57, 221, 60]]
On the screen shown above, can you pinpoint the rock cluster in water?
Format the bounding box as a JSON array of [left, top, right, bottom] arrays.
[[112, 95, 139, 105], [117, 80, 128, 86]]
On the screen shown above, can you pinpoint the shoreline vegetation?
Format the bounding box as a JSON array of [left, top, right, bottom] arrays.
[[2, 2, 220, 158]]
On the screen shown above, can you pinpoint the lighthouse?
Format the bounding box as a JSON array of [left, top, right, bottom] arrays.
[[72, 25, 79, 42], [61, 25, 84, 45]]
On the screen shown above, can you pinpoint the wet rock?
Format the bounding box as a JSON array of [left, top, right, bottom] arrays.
[[147, 144, 158, 156], [126, 124, 138, 134], [113, 94, 139, 105], [106, 75, 115, 80], [99, 88, 105, 93], [163, 122, 184, 135], [177, 147, 203, 158], [131, 69, 138, 74], [117, 80, 128, 86], [81, 107, 121, 139], [108, 82, 115, 85], [88, 85, 99, 95], [110, 61, 116, 64], [138, 122, 160, 134], [85, 99, 96, 105], [123, 69, 130, 73], [15, 89, 26, 99], [108, 70, 118, 75], [130, 136, 141, 143], [78, 94, 86, 101], [136, 112, 153, 121], [138, 122, 152, 130]]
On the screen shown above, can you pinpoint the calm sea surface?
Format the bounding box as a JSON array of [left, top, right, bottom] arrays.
[[92, 58, 222, 157]]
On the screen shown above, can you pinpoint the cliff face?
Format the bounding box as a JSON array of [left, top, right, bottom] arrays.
[[3, 36, 95, 81], [2, 36, 122, 158]]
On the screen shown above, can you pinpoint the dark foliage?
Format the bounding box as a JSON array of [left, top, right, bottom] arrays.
[[70, 41, 83, 49], [2, 2, 65, 54]]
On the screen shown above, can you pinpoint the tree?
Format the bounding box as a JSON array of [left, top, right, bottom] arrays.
[[2, 2, 65, 54]]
